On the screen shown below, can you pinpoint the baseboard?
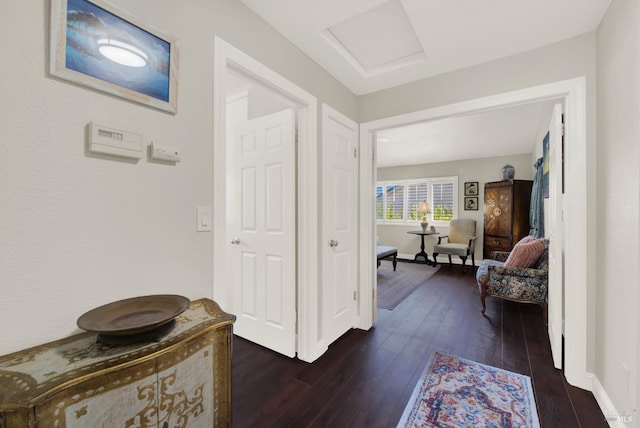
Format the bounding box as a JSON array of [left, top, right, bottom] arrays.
[[297, 339, 328, 363], [397, 253, 415, 260], [588, 372, 634, 427]]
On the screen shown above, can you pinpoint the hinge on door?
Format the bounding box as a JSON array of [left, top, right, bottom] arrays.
[[353, 290, 357, 301], [354, 148, 357, 159]]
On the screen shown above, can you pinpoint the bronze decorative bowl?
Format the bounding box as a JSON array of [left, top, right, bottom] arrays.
[[77, 294, 190, 338]]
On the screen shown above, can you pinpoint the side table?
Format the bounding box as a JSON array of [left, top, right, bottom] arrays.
[[406, 230, 439, 266]]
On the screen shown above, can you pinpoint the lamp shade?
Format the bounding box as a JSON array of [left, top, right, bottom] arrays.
[[419, 202, 431, 214]]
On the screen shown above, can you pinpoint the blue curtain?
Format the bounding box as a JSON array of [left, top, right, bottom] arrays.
[[530, 157, 544, 238]]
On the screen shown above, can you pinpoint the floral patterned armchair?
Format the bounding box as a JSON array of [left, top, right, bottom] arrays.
[[475, 240, 549, 324]]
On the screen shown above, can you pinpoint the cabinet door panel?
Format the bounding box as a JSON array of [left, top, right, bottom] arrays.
[[37, 360, 157, 427], [484, 186, 512, 237], [156, 328, 231, 427]]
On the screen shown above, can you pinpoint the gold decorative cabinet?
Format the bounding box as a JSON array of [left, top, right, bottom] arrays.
[[483, 180, 533, 258], [0, 299, 235, 427]]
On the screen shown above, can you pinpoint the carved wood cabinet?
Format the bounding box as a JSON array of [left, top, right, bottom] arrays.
[[0, 299, 235, 427], [483, 180, 533, 258]]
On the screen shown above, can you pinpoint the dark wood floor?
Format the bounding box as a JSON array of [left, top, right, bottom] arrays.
[[232, 262, 607, 427]]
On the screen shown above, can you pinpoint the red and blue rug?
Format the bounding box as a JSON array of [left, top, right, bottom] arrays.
[[397, 352, 540, 428]]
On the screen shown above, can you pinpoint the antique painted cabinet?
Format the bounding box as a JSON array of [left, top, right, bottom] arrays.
[[0, 299, 235, 427], [483, 180, 533, 258]]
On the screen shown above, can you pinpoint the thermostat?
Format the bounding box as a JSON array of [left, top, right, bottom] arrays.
[[88, 122, 143, 159]]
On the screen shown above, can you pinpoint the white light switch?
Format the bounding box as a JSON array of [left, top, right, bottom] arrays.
[[197, 207, 212, 232]]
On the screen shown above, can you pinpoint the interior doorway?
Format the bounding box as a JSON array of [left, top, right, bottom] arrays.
[[372, 100, 566, 370], [359, 78, 591, 390], [225, 72, 298, 357], [213, 37, 322, 362]]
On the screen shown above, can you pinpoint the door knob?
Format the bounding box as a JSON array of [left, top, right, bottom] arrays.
[[231, 237, 240, 245], [329, 239, 338, 248]]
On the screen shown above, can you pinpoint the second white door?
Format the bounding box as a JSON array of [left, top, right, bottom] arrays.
[[322, 105, 358, 346]]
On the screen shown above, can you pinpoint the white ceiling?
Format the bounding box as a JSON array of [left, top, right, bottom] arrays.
[[239, 0, 609, 167], [241, 0, 610, 95], [375, 101, 554, 167]]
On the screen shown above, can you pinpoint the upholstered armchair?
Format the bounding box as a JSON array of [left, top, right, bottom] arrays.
[[432, 219, 477, 270], [476, 239, 549, 323]]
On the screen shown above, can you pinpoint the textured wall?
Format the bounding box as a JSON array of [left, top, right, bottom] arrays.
[[596, 0, 640, 415], [0, 0, 356, 354]]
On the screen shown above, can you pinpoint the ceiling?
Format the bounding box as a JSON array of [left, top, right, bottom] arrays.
[[241, 0, 610, 95], [375, 101, 554, 167]]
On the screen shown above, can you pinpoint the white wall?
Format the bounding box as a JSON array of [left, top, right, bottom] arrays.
[[358, 33, 597, 124], [596, 0, 640, 417], [0, 0, 356, 355], [377, 154, 534, 260]]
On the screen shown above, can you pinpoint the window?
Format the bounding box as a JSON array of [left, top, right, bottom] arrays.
[[376, 176, 458, 225], [432, 181, 455, 221], [407, 182, 428, 220], [385, 184, 404, 220]]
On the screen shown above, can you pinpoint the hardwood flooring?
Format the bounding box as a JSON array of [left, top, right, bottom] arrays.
[[232, 262, 607, 427]]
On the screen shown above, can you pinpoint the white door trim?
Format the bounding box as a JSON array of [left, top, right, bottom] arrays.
[[213, 37, 322, 362], [359, 77, 591, 389]]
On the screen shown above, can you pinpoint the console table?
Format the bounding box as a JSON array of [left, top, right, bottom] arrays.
[[406, 230, 439, 266], [0, 298, 235, 427]]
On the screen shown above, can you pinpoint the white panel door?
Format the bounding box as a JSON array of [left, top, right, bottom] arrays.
[[231, 109, 296, 358], [548, 103, 564, 369], [322, 105, 358, 346]]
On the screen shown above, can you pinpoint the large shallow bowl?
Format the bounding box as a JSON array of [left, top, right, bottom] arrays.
[[77, 294, 190, 336]]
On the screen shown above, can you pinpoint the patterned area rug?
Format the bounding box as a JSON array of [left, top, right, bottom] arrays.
[[397, 352, 540, 428], [377, 261, 440, 310]]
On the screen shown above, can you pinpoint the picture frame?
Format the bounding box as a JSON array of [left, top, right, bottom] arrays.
[[464, 181, 479, 196], [50, 0, 179, 114], [464, 197, 478, 211]]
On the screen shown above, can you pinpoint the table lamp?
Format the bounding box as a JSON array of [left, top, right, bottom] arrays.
[[419, 202, 431, 232]]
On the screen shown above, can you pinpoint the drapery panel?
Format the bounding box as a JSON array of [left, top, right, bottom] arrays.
[[529, 157, 544, 238]]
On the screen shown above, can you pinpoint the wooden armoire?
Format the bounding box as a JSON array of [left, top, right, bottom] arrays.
[[483, 180, 533, 258]]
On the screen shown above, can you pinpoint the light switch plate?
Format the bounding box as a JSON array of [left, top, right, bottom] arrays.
[[196, 207, 212, 232]]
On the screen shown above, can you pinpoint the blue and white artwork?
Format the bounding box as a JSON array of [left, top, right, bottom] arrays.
[[65, 0, 171, 102]]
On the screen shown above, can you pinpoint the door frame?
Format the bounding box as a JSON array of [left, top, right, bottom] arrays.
[[358, 77, 592, 389], [213, 37, 321, 362]]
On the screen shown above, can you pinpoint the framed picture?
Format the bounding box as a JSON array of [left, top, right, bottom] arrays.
[[50, 0, 179, 113], [464, 197, 478, 211], [464, 181, 479, 196]]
